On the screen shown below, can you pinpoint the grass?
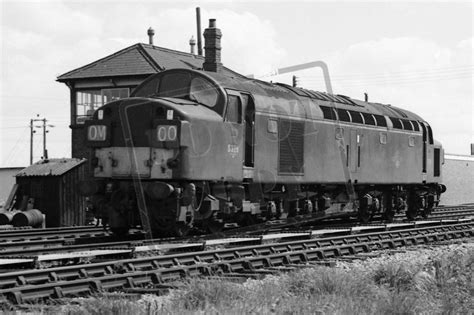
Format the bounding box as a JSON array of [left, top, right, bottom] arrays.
[[28, 244, 474, 314]]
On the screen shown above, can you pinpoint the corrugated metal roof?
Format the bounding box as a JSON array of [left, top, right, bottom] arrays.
[[57, 43, 244, 81], [15, 159, 86, 177]]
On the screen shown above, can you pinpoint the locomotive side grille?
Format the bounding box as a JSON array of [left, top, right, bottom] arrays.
[[278, 119, 304, 174]]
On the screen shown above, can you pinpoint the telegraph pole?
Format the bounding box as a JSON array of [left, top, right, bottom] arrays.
[[42, 118, 47, 159], [29, 119, 34, 165], [29, 116, 54, 164]]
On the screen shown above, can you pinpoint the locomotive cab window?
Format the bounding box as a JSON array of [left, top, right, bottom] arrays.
[[133, 70, 224, 114], [190, 77, 218, 108], [225, 95, 242, 124], [159, 72, 191, 98]]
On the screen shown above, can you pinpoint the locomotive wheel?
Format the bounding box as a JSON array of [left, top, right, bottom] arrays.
[[358, 205, 370, 224], [153, 216, 177, 237], [173, 223, 190, 237], [205, 218, 224, 234], [236, 212, 255, 227], [421, 207, 432, 219], [383, 209, 395, 223], [406, 207, 417, 221], [110, 227, 129, 237]]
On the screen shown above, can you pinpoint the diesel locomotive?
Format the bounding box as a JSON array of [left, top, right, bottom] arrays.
[[79, 20, 446, 236]]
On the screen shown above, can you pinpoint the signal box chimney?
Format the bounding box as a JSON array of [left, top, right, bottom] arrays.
[[189, 36, 196, 54], [147, 27, 155, 45], [203, 19, 222, 72]]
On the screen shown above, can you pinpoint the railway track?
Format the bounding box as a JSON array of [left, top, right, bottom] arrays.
[[0, 226, 110, 243], [0, 219, 469, 258], [0, 205, 473, 256], [0, 220, 471, 304]]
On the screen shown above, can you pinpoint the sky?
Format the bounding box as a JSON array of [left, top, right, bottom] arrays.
[[0, 0, 472, 167]]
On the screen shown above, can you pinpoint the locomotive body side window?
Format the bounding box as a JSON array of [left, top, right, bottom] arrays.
[[427, 125, 434, 144], [336, 109, 351, 122], [349, 110, 363, 124], [390, 117, 403, 129], [362, 113, 376, 125], [374, 114, 387, 127], [401, 119, 413, 131], [320, 106, 337, 120], [225, 95, 242, 123]]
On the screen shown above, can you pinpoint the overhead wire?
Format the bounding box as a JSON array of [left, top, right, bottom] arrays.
[[2, 126, 29, 166]]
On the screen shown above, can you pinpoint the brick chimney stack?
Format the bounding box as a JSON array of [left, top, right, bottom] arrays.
[[203, 19, 222, 72]]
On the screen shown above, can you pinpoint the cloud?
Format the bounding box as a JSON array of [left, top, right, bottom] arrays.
[[1, 3, 285, 166], [284, 36, 472, 155]]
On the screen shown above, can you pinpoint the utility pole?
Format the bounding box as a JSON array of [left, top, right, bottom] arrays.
[[29, 116, 54, 164], [42, 118, 47, 160], [29, 119, 34, 165]]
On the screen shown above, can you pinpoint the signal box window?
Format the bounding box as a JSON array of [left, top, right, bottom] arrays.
[[75, 88, 129, 124], [226, 95, 242, 123], [75, 90, 102, 124], [102, 88, 129, 105]]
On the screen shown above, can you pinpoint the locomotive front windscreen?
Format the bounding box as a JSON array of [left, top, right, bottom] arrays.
[[133, 70, 223, 114]]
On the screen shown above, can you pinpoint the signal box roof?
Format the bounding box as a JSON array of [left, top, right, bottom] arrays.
[[57, 43, 243, 82]]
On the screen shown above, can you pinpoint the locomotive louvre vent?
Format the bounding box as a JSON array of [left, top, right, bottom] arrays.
[[278, 119, 305, 174]]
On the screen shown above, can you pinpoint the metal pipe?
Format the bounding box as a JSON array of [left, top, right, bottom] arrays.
[[196, 7, 203, 56]]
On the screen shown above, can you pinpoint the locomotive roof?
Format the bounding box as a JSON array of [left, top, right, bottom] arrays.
[[202, 70, 424, 122]]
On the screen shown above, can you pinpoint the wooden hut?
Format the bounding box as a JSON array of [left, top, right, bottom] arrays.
[[14, 158, 87, 227]]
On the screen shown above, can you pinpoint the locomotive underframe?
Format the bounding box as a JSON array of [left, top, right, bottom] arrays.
[[88, 177, 443, 236]]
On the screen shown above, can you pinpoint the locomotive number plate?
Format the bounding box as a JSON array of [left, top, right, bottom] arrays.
[[84, 120, 111, 147], [87, 125, 107, 141], [156, 125, 178, 142], [152, 119, 180, 148]]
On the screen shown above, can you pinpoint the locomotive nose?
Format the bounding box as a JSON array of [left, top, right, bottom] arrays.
[[86, 98, 185, 179]]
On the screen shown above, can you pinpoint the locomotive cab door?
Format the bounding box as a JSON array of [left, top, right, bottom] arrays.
[[242, 94, 255, 168]]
